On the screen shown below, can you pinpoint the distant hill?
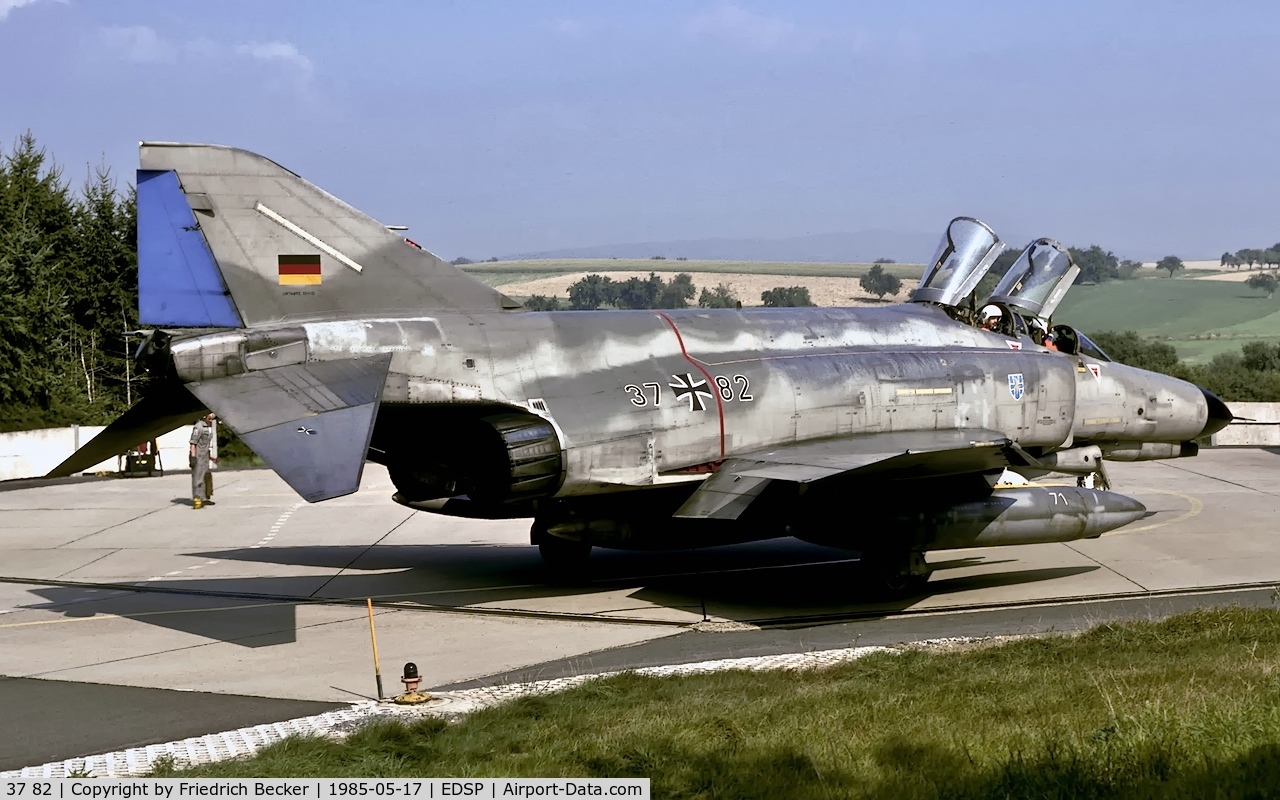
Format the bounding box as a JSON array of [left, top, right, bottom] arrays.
[[503, 230, 946, 264], [497, 230, 1200, 265]]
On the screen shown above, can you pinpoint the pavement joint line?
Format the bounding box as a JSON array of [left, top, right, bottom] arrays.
[[1, 636, 988, 779], [1154, 459, 1280, 496], [52, 548, 122, 581], [1060, 542, 1151, 593], [307, 511, 414, 599], [54, 505, 170, 548]]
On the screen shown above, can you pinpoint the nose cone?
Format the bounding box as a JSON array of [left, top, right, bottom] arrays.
[[1200, 388, 1233, 437]]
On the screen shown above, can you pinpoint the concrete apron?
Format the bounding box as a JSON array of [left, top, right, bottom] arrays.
[[1, 451, 1278, 703]]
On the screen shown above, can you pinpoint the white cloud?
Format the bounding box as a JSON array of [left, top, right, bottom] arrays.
[[91, 27, 316, 90], [99, 25, 177, 63], [684, 4, 799, 52], [235, 40, 313, 79], [548, 17, 586, 37], [1, 0, 63, 22]]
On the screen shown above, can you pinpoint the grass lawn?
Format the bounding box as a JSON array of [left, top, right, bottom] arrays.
[[1165, 335, 1280, 363], [1056, 278, 1280, 363], [160, 607, 1280, 798]]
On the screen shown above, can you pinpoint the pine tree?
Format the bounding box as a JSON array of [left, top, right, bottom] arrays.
[[0, 132, 139, 431]]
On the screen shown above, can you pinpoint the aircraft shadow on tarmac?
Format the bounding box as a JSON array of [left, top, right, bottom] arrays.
[[25, 541, 1097, 647]]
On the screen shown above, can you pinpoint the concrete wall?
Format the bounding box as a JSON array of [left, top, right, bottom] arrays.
[[0, 423, 216, 482], [1211, 403, 1280, 447]]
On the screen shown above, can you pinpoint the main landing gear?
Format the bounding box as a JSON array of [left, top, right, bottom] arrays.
[[531, 519, 592, 580], [1076, 461, 1112, 490], [859, 549, 932, 596]]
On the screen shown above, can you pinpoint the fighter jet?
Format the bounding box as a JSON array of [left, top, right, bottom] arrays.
[[49, 144, 1233, 590]]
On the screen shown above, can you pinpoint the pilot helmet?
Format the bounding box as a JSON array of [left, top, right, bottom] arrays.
[[980, 304, 1002, 321]]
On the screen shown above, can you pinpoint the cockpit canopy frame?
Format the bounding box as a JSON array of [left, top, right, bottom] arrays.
[[985, 238, 1080, 321], [910, 217, 1007, 309]]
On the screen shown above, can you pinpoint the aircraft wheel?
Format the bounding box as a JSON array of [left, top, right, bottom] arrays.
[[861, 551, 930, 597], [879, 570, 930, 595], [537, 535, 592, 581]]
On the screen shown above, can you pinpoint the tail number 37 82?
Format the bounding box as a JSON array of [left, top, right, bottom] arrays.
[[624, 375, 753, 407]]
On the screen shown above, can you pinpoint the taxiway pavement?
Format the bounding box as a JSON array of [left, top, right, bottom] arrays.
[[1, 449, 1278, 768]]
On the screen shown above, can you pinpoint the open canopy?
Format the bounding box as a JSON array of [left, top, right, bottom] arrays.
[[985, 238, 1080, 321], [911, 217, 1007, 308]]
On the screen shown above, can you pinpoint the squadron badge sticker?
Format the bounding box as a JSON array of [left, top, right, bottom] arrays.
[[1008, 373, 1025, 401], [669, 373, 715, 412]]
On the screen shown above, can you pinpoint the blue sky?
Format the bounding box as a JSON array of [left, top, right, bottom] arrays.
[[2, 0, 1276, 260]]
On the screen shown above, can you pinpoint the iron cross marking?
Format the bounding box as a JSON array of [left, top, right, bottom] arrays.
[[669, 373, 715, 412]]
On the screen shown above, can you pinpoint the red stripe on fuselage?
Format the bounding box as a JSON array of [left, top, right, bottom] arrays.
[[654, 311, 726, 459]]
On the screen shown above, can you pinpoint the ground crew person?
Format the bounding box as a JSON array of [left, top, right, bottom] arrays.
[[189, 413, 216, 509]]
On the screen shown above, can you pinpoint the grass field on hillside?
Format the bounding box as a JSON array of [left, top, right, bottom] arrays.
[[161, 607, 1280, 798], [1056, 278, 1280, 363], [461, 259, 922, 288]]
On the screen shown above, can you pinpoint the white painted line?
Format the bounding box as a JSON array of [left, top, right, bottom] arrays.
[[255, 203, 364, 273], [249, 501, 305, 550]]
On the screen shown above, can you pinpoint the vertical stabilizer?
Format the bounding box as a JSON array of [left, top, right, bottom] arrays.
[[137, 143, 519, 327]]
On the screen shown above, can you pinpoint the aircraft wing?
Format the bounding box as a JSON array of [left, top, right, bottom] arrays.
[[46, 382, 209, 478], [674, 429, 1018, 520]]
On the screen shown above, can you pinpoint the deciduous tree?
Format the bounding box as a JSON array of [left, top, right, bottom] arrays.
[[524, 295, 561, 311], [567, 274, 617, 309], [1068, 245, 1120, 283], [1117, 260, 1143, 279], [859, 264, 902, 300], [761, 286, 814, 307], [1156, 255, 1184, 277], [658, 273, 696, 309], [698, 283, 739, 308], [1246, 273, 1277, 298]]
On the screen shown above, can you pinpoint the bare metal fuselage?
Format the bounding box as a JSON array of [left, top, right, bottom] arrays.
[[168, 302, 1209, 546]]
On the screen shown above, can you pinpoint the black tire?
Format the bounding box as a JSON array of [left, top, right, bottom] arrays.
[[860, 552, 930, 597], [879, 570, 930, 596], [537, 535, 592, 580]]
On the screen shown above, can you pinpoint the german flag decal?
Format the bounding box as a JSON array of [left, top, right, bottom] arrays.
[[278, 254, 321, 285]]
